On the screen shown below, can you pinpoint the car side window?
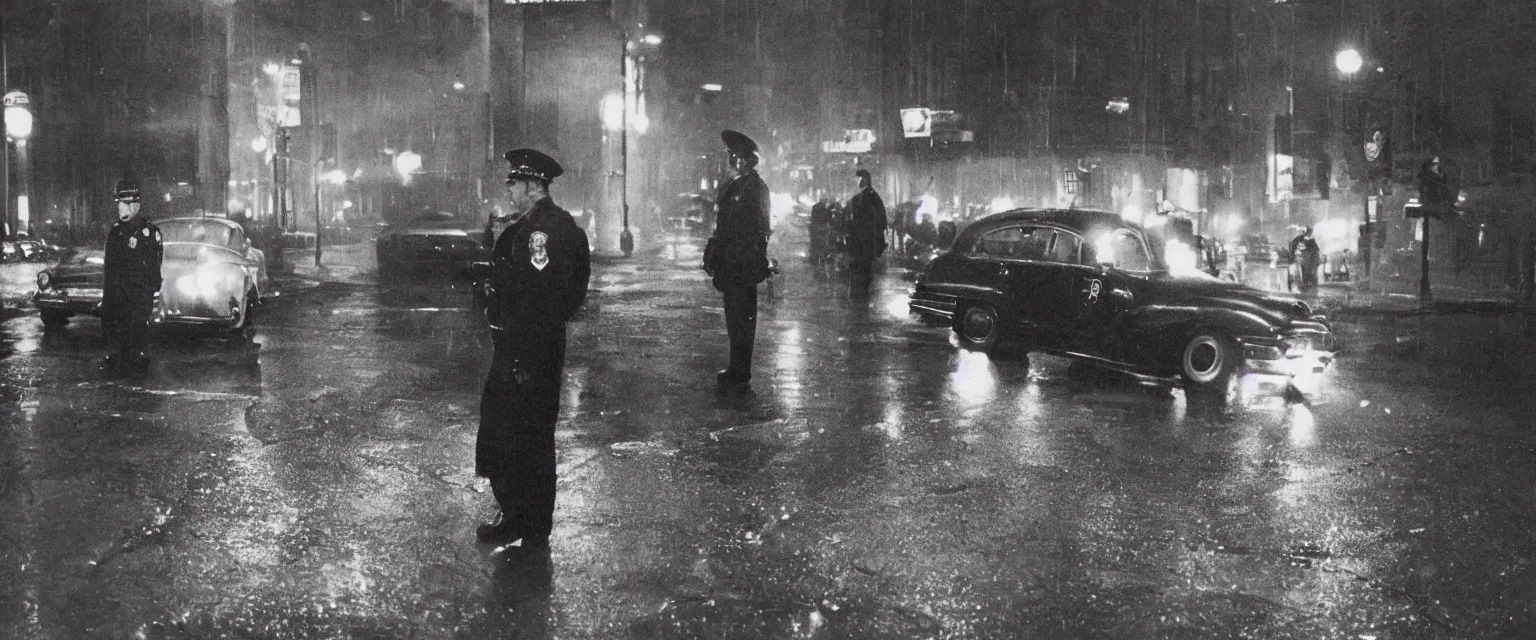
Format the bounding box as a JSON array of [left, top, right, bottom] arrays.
[[1043, 230, 1082, 264], [971, 226, 1050, 260], [1110, 231, 1152, 271]]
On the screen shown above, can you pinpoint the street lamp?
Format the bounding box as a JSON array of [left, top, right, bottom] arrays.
[[5, 91, 35, 238], [393, 151, 422, 179], [1335, 48, 1363, 75]]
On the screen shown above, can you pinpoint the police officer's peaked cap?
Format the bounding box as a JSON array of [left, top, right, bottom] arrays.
[[114, 177, 142, 203], [721, 130, 759, 156], [503, 148, 563, 184], [855, 169, 872, 181]]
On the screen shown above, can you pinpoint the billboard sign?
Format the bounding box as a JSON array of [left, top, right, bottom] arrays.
[[900, 108, 931, 138], [279, 65, 302, 127]]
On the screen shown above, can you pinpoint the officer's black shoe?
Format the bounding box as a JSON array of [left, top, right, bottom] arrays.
[[715, 369, 750, 387], [476, 513, 523, 544]]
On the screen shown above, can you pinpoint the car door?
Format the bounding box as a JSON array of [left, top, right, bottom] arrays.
[[1024, 227, 1089, 343], [1068, 228, 1152, 359], [961, 225, 1070, 339]]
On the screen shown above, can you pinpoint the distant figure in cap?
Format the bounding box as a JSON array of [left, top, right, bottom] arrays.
[[843, 168, 887, 292], [101, 176, 162, 370], [703, 130, 772, 388], [475, 148, 592, 549], [1289, 224, 1320, 295]]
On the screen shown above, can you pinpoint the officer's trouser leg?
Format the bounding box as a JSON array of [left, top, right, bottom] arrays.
[[722, 285, 758, 381], [125, 301, 152, 360], [490, 475, 520, 518], [488, 473, 556, 542], [525, 473, 557, 540], [101, 307, 122, 359]]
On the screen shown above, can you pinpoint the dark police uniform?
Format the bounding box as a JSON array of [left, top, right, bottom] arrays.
[[476, 149, 591, 548], [704, 130, 772, 387], [844, 175, 888, 278], [102, 179, 163, 366]]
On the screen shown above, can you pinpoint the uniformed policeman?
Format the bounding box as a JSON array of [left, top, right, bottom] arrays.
[[703, 130, 772, 388], [475, 149, 591, 548], [102, 177, 163, 369], [844, 168, 888, 289]]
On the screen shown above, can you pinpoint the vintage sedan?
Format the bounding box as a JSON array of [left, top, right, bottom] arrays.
[[374, 210, 489, 282], [33, 217, 267, 339], [908, 209, 1337, 395]]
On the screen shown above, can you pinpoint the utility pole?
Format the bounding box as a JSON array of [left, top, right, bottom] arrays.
[[1420, 216, 1431, 304], [2, 36, 9, 240]]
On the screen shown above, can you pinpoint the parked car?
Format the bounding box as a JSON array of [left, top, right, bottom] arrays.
[[32, 248, 106, 327], [33, 217, 268, 340], [908, 209, 1337, 395], [374, 210, 489, 282], [16, 237, 58, 261]]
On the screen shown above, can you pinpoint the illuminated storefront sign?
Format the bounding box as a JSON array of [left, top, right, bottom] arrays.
[[822, 128, 876, 153]]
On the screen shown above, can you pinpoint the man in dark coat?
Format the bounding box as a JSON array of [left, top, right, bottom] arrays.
[[1289, 225, 1321, 294], [475, 149, 591, 548], [843, 169, 888, 284], [102, 177, 163, 369], [703, 130, 771, 388], [808, 198, 833, 266]]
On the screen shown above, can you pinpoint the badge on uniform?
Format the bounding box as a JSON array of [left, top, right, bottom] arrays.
[[529, 231, 549, 270], [129, 236, 138, 249]]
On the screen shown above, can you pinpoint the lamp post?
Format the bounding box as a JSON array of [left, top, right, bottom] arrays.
[[1336, 48, 1370, 281], [5, 91, 34, 239], [615, 30, 660, 257]]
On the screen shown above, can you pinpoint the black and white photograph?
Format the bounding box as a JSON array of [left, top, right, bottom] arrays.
[[1, 0, 1535, 637]]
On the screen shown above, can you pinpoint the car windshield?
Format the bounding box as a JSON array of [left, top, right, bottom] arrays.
[[159, 220, 236, 248]]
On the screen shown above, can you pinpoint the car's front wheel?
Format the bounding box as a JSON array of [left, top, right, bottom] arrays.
[[1180, 331, 1238, 396], [954, 304, 1000, 352]]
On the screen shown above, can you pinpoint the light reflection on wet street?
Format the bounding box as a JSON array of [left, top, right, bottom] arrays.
[[2, 243, 1535, 638]]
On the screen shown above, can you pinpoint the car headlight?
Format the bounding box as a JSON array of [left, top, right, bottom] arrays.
[[36, 271, 51, 290]]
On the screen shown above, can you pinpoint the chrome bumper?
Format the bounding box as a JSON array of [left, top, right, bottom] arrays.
[[32, 289, 102, 316], [1239, 324, 1337, 377], [908, 290, 958, 320]]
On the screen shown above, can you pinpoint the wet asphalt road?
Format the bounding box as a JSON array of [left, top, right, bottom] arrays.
[[1, 241, 1535, 639]]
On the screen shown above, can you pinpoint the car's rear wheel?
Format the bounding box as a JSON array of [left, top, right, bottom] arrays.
[[40, 309, 69, 328], [1180, 331, 1238, 397], [954, 304, 1000, 353]]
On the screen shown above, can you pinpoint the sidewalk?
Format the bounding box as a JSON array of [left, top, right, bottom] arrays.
[[1295, 279, 1528, 317]]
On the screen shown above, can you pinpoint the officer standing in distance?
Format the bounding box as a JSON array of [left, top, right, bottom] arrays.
[[703, 130, 772, 388], [102, 177, 163, 369], [475, 149, 591, 549], [844, 168, 888, 291]]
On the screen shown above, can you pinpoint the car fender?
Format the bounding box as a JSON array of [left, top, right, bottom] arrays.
[[934, 283, 1013, 327], [1125, 305, 1276, 370]]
